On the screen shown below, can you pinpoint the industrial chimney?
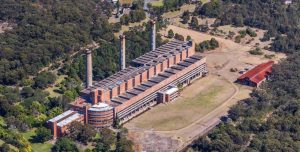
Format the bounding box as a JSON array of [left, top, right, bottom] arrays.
[[150, 20, 156, 51], [119, 34, 126, 70], [86, 49, 93, 88]]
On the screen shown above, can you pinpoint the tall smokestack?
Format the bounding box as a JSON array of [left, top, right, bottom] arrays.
[[119, 34, 126, 70], [150, 20, 156, 51], [86, 49, 93, 88]]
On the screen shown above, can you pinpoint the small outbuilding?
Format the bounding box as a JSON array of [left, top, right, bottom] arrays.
[[236, 61, 274, 87]]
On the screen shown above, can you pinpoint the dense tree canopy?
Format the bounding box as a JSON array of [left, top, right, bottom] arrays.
[[52, 137, 79, 152], [33, 127, 52, 143], [195, 0, 300, 53], [189, 0, 300, 151], [0, 0, 114, 85]]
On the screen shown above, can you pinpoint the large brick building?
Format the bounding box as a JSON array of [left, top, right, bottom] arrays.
[[47, 39, 207, 139]]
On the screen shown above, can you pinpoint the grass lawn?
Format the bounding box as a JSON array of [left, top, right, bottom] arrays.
[[114, 17, 149, 37], [0, 116, 5, 127], [129, 76, 235, 131], [21, 129, 53, 152], [0, 140, 19, 151], [201, 0, 211, 4], [45, 75, 67, 97], [31, 142, 53, 152], [0, 139, 4, 145], [151, 0, 163, 7], [162, 4, 197, 19]]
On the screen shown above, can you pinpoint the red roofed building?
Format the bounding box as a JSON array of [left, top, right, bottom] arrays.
[[237, 61, 275, 87]]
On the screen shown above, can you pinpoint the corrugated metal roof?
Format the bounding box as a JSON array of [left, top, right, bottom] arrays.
[[57, 113, 83, 127], [48, 110, 75, 123], [237, 61, 274, 84]]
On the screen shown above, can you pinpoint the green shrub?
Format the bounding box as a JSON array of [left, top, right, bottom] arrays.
[[246, 28, 257, 37], [249, 47, 264, 55], [168, 29, 174, 38]]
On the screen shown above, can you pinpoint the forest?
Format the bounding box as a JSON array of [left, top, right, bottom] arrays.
[[0, 0, 114, 85], [0, 0, 158, 151], [189, 0, 300, 151]]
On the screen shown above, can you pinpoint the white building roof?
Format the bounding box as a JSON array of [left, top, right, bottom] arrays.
[[48, 110, 74, 123], [89, 102, 113, 112], [57, 113, 83, 127], [165, 87, 179, 95]]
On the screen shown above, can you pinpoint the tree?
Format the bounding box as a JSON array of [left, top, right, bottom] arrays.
[[33, 72, 57, 89], [191, 137, 210, 151], [21, 87, 35, 98], [115, 132, 134, 152], [113, 117, 121, 129], [52, 137, 79, 152], [168, 29, 174, 38], [195, 38, 219, 52], [246, 28, 257, 37], [0, 0, 113, 85], [48, 107, 63, 118], [0, 143, 12, 152], [190, 16, 199, 29], [186, 35, 192, 41], [174, 33, 184, 41], [120, 10, 146, 25], [78, 125, 96, 144], [34, 127, 52, 143], [210, 38, 219, 48], [198, 0, 223, 18], [181, 11, 190, 24], [93, 142, 109, 152], [68, 121, 96, 144], [97, 128, 115, 149]]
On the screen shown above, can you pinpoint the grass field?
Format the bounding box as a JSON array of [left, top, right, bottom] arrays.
[[162, 4, 197, 19], [45, 75, 66, 97], [21, 129, 53, 152], [128, 76, 235, 131], [0, 140, 19, 151], [0, 116, 5, 126], [201, 0, 211, 3], [151, 0, 163, 7]]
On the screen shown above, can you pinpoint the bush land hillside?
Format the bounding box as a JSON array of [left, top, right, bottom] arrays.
[[189, 0, 300, 151]]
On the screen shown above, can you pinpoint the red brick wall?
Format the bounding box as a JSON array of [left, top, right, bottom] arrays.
[[141, 71, 148, 83], [111, 86, 118, 98], [187, 42, 195, 57], [51, 122, 57, 139], [91, 89, 98, 104], [148, 66, 155, 78], [175, 53, 181, 64], [168, 56, 175, 67], [162, 60, 168, 72], [165, 94, 170, 102], [126, 78, 134, 90], [115, 57, 206, 112], [88, 109, 114, 127], [134, 74, 141, 87], [155, 63, 162, 74], [100, 89, 110, 102], [83, 105, 91, 124], [119, 82, 126, 95], [181, 50, 187, 60]]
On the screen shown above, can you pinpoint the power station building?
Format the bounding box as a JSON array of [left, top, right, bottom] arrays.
[[47, 22, 208, 139]]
